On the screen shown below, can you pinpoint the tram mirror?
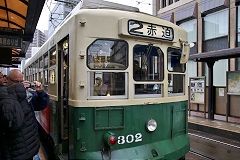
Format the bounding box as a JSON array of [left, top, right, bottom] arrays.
[[180, 42, 190, 64]]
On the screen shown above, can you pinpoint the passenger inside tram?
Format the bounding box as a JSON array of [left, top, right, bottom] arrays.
[[94, 77, 109, 96]]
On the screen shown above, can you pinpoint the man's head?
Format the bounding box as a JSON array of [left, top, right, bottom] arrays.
[[96, 77, 102, 85], [7, 69, 23, 86]]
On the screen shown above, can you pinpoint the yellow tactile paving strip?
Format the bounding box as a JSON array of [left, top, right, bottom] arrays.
[[188, 116, 240, 134]]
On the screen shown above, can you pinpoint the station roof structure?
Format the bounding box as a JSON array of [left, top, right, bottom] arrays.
[[189, 47, 240, 120], [0, 0, 45, 67], [189, 47, 240, 62]]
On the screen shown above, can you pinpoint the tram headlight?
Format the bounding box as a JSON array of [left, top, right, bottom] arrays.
[[146, 119, 157, 132]]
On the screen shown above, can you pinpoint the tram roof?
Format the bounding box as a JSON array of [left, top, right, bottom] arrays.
[[0, 0, 45, 67]]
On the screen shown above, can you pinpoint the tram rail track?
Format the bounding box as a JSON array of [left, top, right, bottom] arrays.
[[188, 133, 240, 150], [189, 149, 215, 160], [188, 132, 240, 160]]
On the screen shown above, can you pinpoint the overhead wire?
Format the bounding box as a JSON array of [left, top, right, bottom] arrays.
[[136, 0, 151, 6]]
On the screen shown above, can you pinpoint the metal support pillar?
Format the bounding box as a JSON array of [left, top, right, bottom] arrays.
[[207, 60, 215, 120]]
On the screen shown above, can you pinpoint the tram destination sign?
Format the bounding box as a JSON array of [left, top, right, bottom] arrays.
[[0, 35, 22, 48], [128, 20, 174, 41]]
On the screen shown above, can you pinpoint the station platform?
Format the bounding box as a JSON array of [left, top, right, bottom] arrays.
[[188, 114, 240, 142]]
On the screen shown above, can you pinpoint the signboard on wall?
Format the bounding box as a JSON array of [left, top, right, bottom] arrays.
[[189, 77, 206, 104], [227, 71, 240, 95], [0, 35, 22, 48]]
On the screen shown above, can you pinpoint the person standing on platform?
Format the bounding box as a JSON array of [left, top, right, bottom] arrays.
[[0, 69, 49, 160]]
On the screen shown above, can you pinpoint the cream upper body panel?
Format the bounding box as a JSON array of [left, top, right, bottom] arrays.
[[24, 9, 188, 107]]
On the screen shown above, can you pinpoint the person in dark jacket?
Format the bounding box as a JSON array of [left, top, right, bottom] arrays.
[[0, 69, 49, 160]]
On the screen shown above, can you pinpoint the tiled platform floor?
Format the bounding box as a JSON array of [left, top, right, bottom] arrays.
[[189, 115, 240, 134], [188, 112, 240, 141]]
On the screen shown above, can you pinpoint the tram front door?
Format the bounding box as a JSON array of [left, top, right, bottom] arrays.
[[58, 37, 69, 155]]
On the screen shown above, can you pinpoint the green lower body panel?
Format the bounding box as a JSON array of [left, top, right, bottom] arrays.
[[67, 100, 189, 160], [72, 134, 189, 160]]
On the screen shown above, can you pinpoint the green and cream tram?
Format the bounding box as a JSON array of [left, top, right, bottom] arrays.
[[24, 7, 190, 160]]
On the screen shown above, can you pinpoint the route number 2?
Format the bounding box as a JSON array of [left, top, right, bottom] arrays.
[[117, 133, 142, 144]]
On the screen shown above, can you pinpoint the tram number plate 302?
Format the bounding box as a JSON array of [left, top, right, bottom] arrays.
[[117, 133, 142, 145]]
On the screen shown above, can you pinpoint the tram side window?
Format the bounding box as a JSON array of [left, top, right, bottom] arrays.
[[89, 72, 126, 98], [30, 65, 33, 81], [49, 70, 56, 84], [32, 63, 36, 81], [32, 65, 34, 81], [87, 39, 128, 69], [43, 53, 49, 90], [133, 44, 164, 97], [28, 67, 30, 81], [50, 48, 56, 67], [39, 57, 43, 83], [35, 62, 37, 80], [25, 68, 28, 80], [167, 48, 185, 96], [44, 53, 48, 67], [27, 68, 30, 81], [35, 61, 39, 81], [168, 74, 184, 95], [135, 84, 162, 96], [33, 62, 35, 80], [167, 48, 185, 73]]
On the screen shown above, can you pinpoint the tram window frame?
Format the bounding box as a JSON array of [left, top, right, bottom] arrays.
[[168, 74, 185, 96], [35, 62, 38, 80], [49, 47, 56, 85], [39, 71, 43, 84], [39, 57, 43, 68], [167, 47, 185, 96], [39, 57, 43, 83], [167, 47, 186, 73], [25, 68, 28, 77], [32, 63, 36, 81], [87, 72, 128, 100], [133, 44, 164, 82], [32, 63, 35, 81], [48, 46, 57, 96], [43, 52, 49, 89], [28, 67, 30, 78], [50, 47, 57, 67], [44, 70, 48, 90], [133, 44, 164, 98], [30, 65, 33, 81], [32, 64, 34, 81], [44, 52, 48, 68], [134, 84, 163, 98], [27, 68, 29, 81], [25, 68, 28, 80], [87, 39, 128, 70], [27, 67, 30, 81], [35, 60, 39, 81], [49, 69, 56, 84], [28, 67, 30, 79]]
